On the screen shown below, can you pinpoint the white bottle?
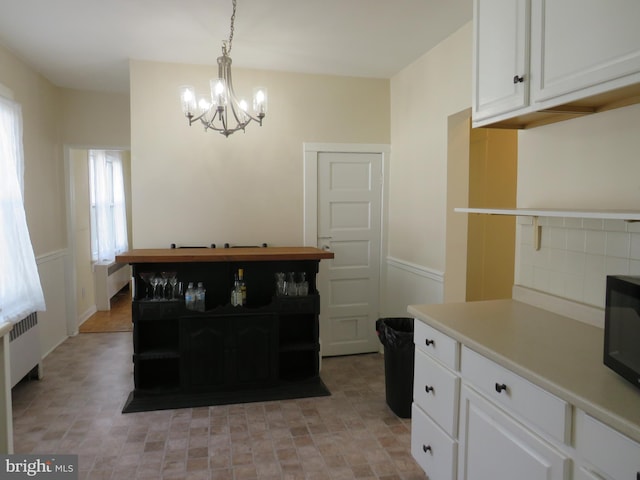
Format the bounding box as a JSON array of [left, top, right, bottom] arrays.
[[195, 282, 205, 312], [185, 282, 195, 310]]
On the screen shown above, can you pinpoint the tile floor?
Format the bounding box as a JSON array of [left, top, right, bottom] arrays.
[[11, 332, 426, 479]]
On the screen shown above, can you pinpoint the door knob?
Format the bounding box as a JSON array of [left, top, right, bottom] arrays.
[[513, 75, 524, 84], [495, 383, 507, 393], [322, 245, 331, 251]]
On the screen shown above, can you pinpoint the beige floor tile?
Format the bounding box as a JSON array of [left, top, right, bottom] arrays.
[[12, 331, 426, 479]]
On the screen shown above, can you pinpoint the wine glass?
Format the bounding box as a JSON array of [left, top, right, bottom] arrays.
[[162, 271, 177, 300], [139, 272, 155, 300], [151, 275, 162, 300]]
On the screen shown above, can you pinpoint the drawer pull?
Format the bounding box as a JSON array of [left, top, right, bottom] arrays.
[[424, 385, 434, 394], [422, 444, 432, 454], [425, 338, 435, 347], [495, 383, 507, 393]]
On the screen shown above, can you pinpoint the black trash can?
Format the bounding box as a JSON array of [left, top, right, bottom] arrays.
[[376, 317, 414, 418]]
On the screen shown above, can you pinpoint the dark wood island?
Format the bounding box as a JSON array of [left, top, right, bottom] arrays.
[[116, 247, 334, 413]]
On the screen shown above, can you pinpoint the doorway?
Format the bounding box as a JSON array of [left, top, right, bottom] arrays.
[[65, 146, 132, 333], [304, 143, 390, 357]]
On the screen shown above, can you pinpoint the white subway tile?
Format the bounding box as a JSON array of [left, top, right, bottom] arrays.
[[585, 254, 605, 275], [532, 267, 550, 292], [565, 251, 586, 274], [630, 233, 640, 259], [548, 227, 567, 249], [585, 230, 606, 255], [604, 256, 629, 275], [566, 229, 586, 252], [564, 217, 583, 229], [582, 218, 604, 231], [604, 219, 627, 232], [605, 231, 630, 258]]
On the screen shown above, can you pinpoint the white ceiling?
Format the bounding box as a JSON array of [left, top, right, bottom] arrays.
[[0, 0, 472, 93]]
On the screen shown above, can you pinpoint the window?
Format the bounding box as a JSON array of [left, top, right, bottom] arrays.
[[88, 150, 128, 262], [0, 95, 46, 324]]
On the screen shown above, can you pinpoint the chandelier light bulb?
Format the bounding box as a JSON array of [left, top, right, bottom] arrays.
[[179, 85, 196, 116]]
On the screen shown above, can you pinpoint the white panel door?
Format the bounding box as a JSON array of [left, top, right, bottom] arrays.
[[317, 152, 382, 356]]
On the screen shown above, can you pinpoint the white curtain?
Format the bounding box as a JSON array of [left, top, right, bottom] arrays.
[[0, 96, 46, 324], [90, 150, 128, 262]]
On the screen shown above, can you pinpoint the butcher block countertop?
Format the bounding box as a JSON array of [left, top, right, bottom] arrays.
[[116, 246, 334, 263], [408, 299, 640, 443]]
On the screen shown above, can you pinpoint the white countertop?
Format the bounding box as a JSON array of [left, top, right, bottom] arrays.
[[408, 299, 640, 443]]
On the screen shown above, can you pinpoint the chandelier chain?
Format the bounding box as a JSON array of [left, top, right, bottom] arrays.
[[227, 0, 237, 55]]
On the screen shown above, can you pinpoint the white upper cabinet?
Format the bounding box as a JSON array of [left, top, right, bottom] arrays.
[[472, 0, 530, 123], [473, 0, 640, 128], [530, 0, 640, 105]]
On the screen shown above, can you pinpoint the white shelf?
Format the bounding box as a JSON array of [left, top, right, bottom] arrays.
[[454, 207, 640, 221]]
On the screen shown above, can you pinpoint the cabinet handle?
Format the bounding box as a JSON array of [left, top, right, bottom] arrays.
[[422, 444, 432, 454], [425, 385, 434, 394], [495, 383, 507, 393], [513, 75, 524, 84], [425, 339, 435, 347]]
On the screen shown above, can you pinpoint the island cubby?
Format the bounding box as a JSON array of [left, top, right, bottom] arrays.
[[117, 247, 333, 413]]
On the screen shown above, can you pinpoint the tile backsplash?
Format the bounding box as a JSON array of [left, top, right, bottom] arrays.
[[515, 216, 640, 308]]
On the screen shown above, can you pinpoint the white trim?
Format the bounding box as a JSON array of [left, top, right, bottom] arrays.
[[386, 256, 444, 283], [35, 249, 67, 265]]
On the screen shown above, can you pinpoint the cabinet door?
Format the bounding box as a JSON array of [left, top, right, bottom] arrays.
[[232, 314, 278, 385], [180, 317, 228, 390], [458, 385, 569, 480], [473, 0, 531, 123], [531, 0, 640, 104]]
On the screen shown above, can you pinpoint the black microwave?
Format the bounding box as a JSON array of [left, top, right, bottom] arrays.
[[604, 275, 640, 390]]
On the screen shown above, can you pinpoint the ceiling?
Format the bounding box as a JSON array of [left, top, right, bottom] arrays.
[[0, 0, 472, 93]]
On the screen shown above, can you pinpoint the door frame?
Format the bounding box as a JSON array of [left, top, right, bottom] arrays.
[[302, 142, 391, 325]]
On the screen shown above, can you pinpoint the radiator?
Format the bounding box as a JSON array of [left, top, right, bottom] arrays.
[[9, 312, 41, 387], [95, 261, 131, 310]]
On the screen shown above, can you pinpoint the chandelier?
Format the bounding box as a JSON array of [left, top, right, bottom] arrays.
[[179, 0, 267, 137]]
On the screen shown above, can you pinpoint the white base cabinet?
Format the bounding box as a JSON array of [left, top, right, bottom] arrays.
[[458, 385, 570, 480], [410, 318, 640, 480]]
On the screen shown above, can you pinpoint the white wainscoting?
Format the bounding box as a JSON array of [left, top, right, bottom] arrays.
[[383, 257, 444, 318], [36, 250, 71, 358]]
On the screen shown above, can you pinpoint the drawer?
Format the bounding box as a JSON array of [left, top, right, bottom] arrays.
[[460, 346, 570, 443], [414, 321, 459, 371], [411, 403, 457, 480], [414, 348, 460, 437], [575, 410, 640, 480]]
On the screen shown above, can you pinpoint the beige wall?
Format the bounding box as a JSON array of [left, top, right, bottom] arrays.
[[389, 22, 473, 272], [60, 88, 131, 148], [130, 60, 390, 248], [518, 103, 640, 210]]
